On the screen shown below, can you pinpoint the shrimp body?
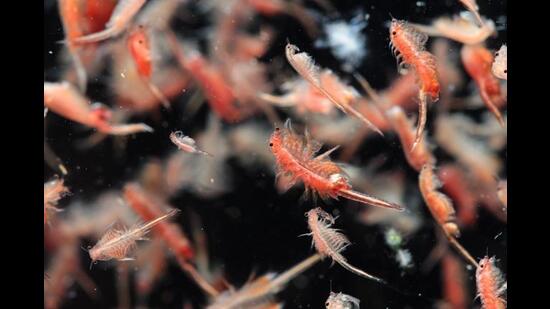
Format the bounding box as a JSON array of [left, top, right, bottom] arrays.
[[461, 45, 505, 125], [184, 55, 242, 122], [89, 209, 178, 262], [476, 257, 506, 309], [390, 19, 440, 100], [390, 19, 440, 150], [44, 178, 70, 225], [127, 26, 152, 78], [442, 253, 468, 309], [438, 165, 477, 227], [269, 120, 403, 210], [85, 0, 118, 34], [170, 131, 212, 156], [419, 164, 460, 237]]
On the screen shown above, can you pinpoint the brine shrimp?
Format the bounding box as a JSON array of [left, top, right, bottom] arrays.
[[492, 45, 507, 80], [306, 207, 386, 283], [127, 25, 171, 108], [207, 254, 322, 309], [325, 291, 360, 309], [419, 164, 479, 268], [167, 33, 243, 122], [461, 45, 506, 126], [258, 79, 335, 115], [74, 0, 147, 44], [44, 178, 70, 225], [458, 0, 485, 27], [89, 209, 179, 264], [285, 43, 384, 136], [476, 256, 507, 309], [410, 14, 495, 45], [170, 131, 213, 157], [269, 119, 403, 211], [389, 18, 440, 151], [44, 81, 153, 135], [385, 106, 435, 172]]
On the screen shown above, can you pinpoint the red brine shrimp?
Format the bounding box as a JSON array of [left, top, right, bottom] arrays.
[[389, 18, 440, 151], [44, 81, 153, 135], [461, 45, 506, 126], [127, 25, 170, 108], [269, 119, 403, 211], [476, 256, 507, 309], [438, 164, 478, 227]]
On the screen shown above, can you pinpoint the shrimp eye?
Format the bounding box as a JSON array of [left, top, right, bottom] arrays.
[[495, 52, 499, 56], [269, 143, 273, 147], [392, 31, 397, 35], [139, 40, 143, 44], [325, 302, 330, 307], [275, 127, 280, 131], [504, 69, 507, 73]]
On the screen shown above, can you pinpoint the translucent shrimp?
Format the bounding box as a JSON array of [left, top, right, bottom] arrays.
[[325, 291, 361, 309], [497, 180, 507, 210], [89, 209, 179, 264], [476, 256, 507, 309], [285, 43, 384, 136], [306, 207, 386, 283], [410, 13, 496, 45], [207, 254, 322, 309], [74, 0, 147, 44], [389, 18, 440, 150], [170, 131, 213, 157], [269, 119, 403, 211], [492, 45, 507, 80], [461, 45, 506, 126]]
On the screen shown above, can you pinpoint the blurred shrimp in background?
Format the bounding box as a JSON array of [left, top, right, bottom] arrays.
[[44, 0, 506, 308]]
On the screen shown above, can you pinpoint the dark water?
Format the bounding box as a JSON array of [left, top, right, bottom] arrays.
[[44, 1, 507, 308]]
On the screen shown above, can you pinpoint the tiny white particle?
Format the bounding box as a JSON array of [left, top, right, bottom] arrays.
[[120, 72, 126, 78], [416, 1, 426, 7], [210, 178, 214, 183], [48, 50, 53, 55]]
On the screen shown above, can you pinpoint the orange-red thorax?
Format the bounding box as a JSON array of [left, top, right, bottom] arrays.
[[59, 0, 85, 41], [128, 26, 152, 78], [269, 127, 350, 198], [476, 257, 505, 309], [390, 20, 440, 100]]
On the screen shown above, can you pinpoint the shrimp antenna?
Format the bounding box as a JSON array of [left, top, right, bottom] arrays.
[[388, 13, 396, 20]]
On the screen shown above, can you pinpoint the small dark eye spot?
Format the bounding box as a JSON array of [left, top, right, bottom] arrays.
[[504, 69, 507, 73], [139, 40, 143, 44], [269, 143, 273, 147], [495, 52, 499, 56], [392, 31, 397, 35], [275, 127, 280, 131]]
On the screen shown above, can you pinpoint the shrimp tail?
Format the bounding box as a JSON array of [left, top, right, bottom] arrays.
[[74, 26, 122, 44], [479, 89, 505, 127], [338, 188, 404, 211], [411, 91, 428, 152], [337, 259, 386, 284], [101, 123, 154, 135], [145, 81, 171, 109]]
